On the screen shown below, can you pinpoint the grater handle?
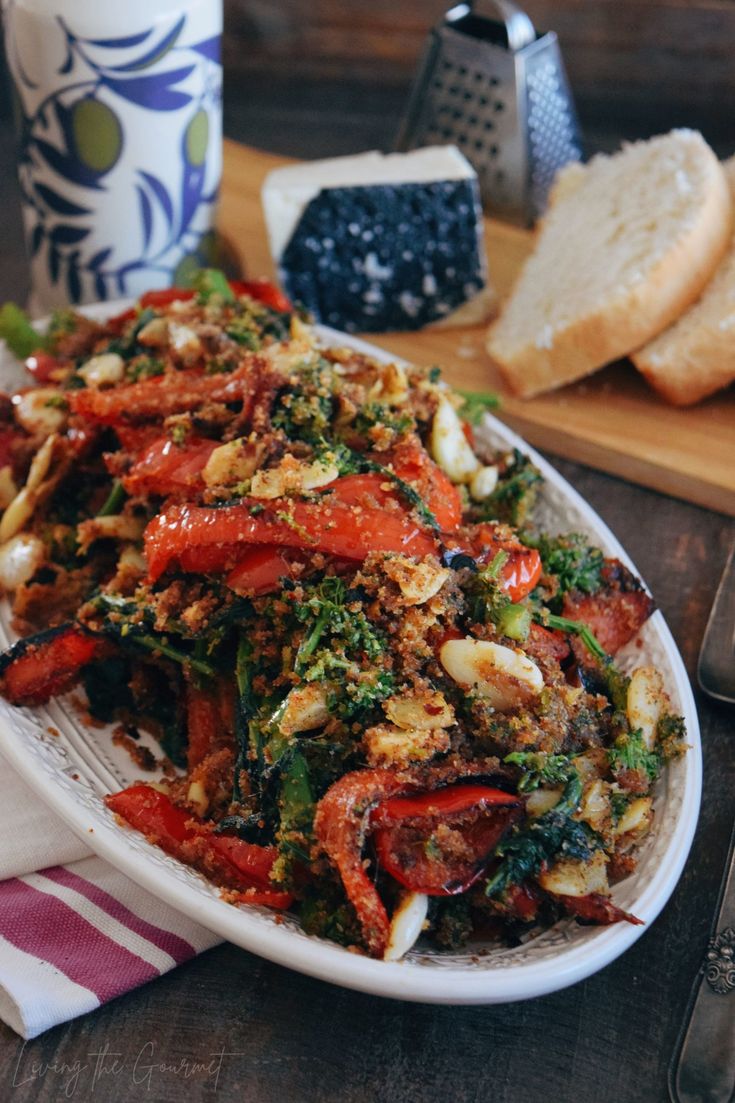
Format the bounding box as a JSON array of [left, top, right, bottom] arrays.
[[462, 0, 536, 52]]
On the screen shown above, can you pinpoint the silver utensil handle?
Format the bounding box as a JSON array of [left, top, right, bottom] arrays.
[[669, 819, 735, 1103], [467, 1, 536, 51]]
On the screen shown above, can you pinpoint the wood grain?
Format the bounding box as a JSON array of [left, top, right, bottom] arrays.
[[220, 139, 735, 516], [222, 0, 735, 152]]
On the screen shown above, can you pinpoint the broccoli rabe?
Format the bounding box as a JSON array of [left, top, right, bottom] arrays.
[[477, 449, 542, 527], [527, 531, 604, 605], [504, 751, 577, 792], [485, 774, 593, 898], [608, 728, 661, 783]]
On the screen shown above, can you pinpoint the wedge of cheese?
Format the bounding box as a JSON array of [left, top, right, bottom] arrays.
[[632, 155, 735, 405], [261, 147, 493, 333], [486, 129, 732, 398]]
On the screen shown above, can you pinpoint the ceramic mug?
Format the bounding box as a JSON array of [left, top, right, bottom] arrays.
[[2, 0, 222, 314]]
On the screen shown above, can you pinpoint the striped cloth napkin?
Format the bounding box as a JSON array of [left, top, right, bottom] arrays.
[[0, 756, 220, 1039]]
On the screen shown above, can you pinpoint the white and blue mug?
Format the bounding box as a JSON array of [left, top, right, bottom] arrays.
[[2, 0, 222, 314]]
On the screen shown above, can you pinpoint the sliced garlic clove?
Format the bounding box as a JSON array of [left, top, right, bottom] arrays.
[[202, 438, 260, 487], [575, 778, 612, 834], [384, 690, 455, 731], [526, 787, 563, 818], [364, 723, 450, 767], [168, 323, 203, 363], [383, 892, 429, 962], [13, 388, 67, 435], [440, 637, 543, 711], [469, 464, 499, 501], [278, 684, 330, 737], [25, 433, 58, 492], [0, 466, 17, 511], [430, 396, 480, 484], [250, 457, 339, 499], [538, 849, 609, 898], [0, 486, 35, 543], [627, 666, 665, 749], [0, 533, 44, 591], [614, 796, 653, 842], [78, 352, 125, 388], [369, 361, 409, 406], [382, 555, 449, 605], [137, 316, 169, 346], [187, 780, 208, 817]]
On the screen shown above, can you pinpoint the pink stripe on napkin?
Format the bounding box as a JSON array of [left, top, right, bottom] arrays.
[[40, 865, 196, 965], [0, 878, 162, 1002], [0, 753, 222, 1040]]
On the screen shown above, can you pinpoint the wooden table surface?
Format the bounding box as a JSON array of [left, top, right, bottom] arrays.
[[0, 111, 733, 1103]]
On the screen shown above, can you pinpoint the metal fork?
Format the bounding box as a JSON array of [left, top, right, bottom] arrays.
[[669, 543, 735, 1103]]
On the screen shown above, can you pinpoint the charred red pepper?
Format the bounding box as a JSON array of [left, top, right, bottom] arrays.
[[0, 624, 112, 706], [106, 784, 292, 907], [554, 891, 643, 926], [24, 351, 63, 384], [226, 546, 305, 595], [138, 279, 290, 313], [370, 784, 522, 896], [70, 364, 255, 426], [144, 489, 438, 582], [122, 435, 218, 498], [446, 522, 542, 603]]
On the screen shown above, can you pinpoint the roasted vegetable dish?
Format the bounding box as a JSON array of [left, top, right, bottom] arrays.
[[0, 273, 687, 960]]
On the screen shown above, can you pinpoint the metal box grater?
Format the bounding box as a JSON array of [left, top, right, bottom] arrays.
[[395, 1, 582, 225]]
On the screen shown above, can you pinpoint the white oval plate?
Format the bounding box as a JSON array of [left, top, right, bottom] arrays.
[[0, 304, 701, 1004]]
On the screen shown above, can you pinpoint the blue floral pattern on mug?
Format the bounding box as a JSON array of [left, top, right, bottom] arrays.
[[2, 0, 222, 312]]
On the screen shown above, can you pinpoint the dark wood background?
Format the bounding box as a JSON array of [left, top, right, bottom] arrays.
[[0, 4, 734, 1102], [221, 0, 735, 158]]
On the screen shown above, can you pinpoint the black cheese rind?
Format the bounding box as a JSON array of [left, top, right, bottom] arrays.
[[278, 179, 486, 333]]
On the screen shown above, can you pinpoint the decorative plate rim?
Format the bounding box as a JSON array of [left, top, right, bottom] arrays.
[[0, 303, 702, 1005]]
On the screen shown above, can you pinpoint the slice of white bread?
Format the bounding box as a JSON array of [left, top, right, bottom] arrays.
[[486, 130, 733, 399], [631, 156, 735, 405]]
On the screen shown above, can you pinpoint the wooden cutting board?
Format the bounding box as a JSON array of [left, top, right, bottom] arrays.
[[219, 139, 734, 517]]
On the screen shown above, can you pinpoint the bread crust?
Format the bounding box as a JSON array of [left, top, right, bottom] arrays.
[[632, 157, 735, 406], [486, 136, 733, 400]]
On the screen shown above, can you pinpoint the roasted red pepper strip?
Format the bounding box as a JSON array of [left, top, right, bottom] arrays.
[[138, 280, 290, 313], [554, 891, 643, 926], [185, 677, 235, 770], [106, 784, 292, 907], [0, 625, 111, 706], [371, 785, 522, 896], [226, 545, 305, 595], [144, 493, 438, 582], [138, 288, 195, 309], [445, 523, 542, 603], [562, 560, 654, 657], [24, 350, 62, 384], [388, 440, 463, 532], [313, 769, 412, 957], [228, 279, 292, 313], [122, 435, 218, 498], [70, 364, 255, 426]]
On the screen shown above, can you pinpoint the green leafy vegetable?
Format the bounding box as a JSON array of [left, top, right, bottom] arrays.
[[494, 602, 531, 641], [477, 449, 541, 526], [97, 479, 126, 518], [537, 611, 608, 662], [456, 388, 500, 425], [504, 751, 576, 792], [528, 532, 604, 604], [485, 774, 592, 898], [189, 268, 235, 304], [608, 728, 660, 782], [0, 302, 45, 360]]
